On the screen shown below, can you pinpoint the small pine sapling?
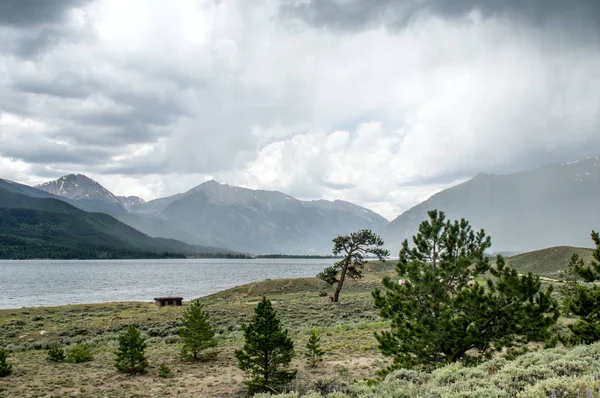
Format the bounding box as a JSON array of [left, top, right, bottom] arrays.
[[305, 329, 325, 367], [114, 326, 149, 373], [47, 343, 66, 362], [179, 299, 218, 361], [235, 297, 296, 394], [0, 348, 12, 377]]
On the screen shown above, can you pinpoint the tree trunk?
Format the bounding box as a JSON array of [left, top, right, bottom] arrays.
[[333, 261, 349, 302]]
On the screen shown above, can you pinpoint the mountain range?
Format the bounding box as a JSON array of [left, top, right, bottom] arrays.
[[33, 175, 388, 254], [0, 186, 236, 259], [3, 155, 600, 256], [383, 156, 600, 253]]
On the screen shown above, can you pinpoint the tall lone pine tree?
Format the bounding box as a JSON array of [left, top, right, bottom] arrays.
[[318, 229, 389, 302], [235, 297, 296, 394], [561, 231, 600, 345], [373, 210, 559, 374]]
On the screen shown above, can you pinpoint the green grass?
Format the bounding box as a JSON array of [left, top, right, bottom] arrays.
[[506, 246, 595, 278]]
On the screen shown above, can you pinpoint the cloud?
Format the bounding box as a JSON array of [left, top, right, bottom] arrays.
[[0, 0, 92, 27], [0, 0, 599, 219], [279, 0, 600, 39]]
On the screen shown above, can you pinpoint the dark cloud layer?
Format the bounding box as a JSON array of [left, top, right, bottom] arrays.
[[0, 0, 92, 27], [280, 0, 600, 36]]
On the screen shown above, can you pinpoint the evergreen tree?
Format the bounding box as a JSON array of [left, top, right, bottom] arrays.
[[305, 329, 325, 367], [114, 326, 149, 373], [0, 348, 12, 377], [179, 299, 218, 360], [373, 210, 559, 374], [235, 297, 296, 394], [561, 231, 600, 345], [318, 229, 389, 302]]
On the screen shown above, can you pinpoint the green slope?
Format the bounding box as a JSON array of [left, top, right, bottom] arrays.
[[505, 246, 595, 278], [0, 188, 236, 259]]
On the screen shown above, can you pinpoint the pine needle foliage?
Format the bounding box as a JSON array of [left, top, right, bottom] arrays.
[[114, 326, 149, 374], [318, 229, 389, 302], [47, 343, 66, 362], [561, 231, 600, 345], [373, 210, 559, 375], [235, 297, 296, 394], [0, 348, 12, 377], [179, 299, 218, 361], [305, 329, 325, 367]]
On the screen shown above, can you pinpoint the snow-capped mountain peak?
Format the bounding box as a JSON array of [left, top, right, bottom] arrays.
[[36, 174, 144, 208]]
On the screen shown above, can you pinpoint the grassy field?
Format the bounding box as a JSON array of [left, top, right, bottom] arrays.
[[0, 265, 397, 397], [0, 250, 596, 397]]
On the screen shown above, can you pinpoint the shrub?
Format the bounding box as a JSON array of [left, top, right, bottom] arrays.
[[0, 348, 12, 377], [47, 343, 66, 362], [114, 326, 148, 374], [66, 343, 93, 363], [158, 363, 172, 378]]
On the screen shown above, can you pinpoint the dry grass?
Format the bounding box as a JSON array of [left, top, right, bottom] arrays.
[[0, 270, 394, 397]]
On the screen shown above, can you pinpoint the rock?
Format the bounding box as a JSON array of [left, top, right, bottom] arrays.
[[40, 330, 48, 335]]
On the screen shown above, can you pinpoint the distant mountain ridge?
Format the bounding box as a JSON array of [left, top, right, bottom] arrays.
[[21, 176, 389, 254], [130, 180, 389, 253], [383, 156, 600, 253], [0, 187, 237, 259]]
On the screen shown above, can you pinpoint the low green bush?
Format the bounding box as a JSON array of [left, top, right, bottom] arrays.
[[256, 342, 600, 398], [66, 343, 93, 363], [47, 343, 66, 362], [158, 363, 172, 378]]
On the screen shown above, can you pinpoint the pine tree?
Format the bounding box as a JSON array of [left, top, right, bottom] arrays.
[[114, 326, 149, 373], [0, 348, 12, 377], [561, 231, 600, 345], [235, 297, 296, 394], [318, 229, 389, 302], [179, 299, 218, 360], [373, 210, 559, 375], [305, 329, 325, 367]]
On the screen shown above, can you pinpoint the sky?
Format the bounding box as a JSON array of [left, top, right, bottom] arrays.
[[1, 0, 599, 219]]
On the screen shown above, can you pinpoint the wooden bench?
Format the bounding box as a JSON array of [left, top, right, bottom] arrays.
[[154, 297, 183, 307]]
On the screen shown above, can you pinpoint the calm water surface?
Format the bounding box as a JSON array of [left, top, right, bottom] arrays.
[[0, 258, 335, 309]]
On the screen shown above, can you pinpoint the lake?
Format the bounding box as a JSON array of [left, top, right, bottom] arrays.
[[0, 258, 336, 309]]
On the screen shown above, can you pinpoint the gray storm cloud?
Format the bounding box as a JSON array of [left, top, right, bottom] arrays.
[[279, 0, 600, 37], [0, 0, 599, 218]]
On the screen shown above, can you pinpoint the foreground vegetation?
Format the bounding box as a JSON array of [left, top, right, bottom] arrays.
[[0, 271, 390, 397], [0, 263, 598, 397]]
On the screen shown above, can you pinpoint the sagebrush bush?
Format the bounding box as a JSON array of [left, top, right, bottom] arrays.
[[66, 343, 93, 363], [257, 343, 600, 398]]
